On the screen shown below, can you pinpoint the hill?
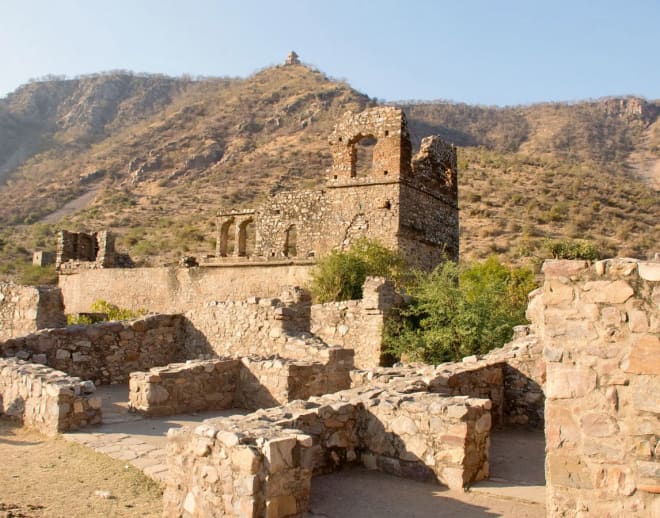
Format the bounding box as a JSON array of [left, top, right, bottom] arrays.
[[0, 62, 658, 282]]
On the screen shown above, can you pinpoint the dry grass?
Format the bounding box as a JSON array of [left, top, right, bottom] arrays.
[[0, 418, 162, 518]]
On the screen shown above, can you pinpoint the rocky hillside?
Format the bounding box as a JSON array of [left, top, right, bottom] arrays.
[[0, 64, 658, 281]]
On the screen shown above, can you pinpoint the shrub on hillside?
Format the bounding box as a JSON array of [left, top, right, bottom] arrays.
[[385, 257, 536, 364], [309, 239, 404, 303], [543, 238, 602, 260]]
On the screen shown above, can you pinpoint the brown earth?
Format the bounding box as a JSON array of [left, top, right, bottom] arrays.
[[0, 417, 162, 518]]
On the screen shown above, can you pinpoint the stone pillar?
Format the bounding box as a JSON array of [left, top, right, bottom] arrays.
[[540, 259, 659, 517]]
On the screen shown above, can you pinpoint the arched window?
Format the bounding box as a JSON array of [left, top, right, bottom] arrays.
[[350, 135, 377, 178], [238, 219, 255, 257], [284, 225, 297, 257], [218, 219, 236, 257]]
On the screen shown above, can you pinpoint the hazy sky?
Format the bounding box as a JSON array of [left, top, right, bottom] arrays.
[[1, 0, 658, 105]]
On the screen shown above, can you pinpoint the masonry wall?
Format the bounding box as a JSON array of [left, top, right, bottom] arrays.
[[129, 359, 240, 416], [58, 263, 313, 314], [350, 328, 545, 429], [164, 384, 491, 517], [0, 315, 186, 385], [0, 282, 66, 341], [311, 277, 401, 369], [537, 259, 659, 517], [129, 353, 354, 417], [0, 357, 102, 435]]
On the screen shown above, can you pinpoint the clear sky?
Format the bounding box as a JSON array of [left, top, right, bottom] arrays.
[[1, 0, 658, 106]]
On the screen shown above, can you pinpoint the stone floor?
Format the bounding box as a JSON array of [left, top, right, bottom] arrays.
[[63, 384, 245, 484], [63, 385, 546, 516]]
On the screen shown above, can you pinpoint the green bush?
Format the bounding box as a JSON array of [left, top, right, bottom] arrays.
[[543, 238, 602, 260], [309, 239, 404, 303], [90, 300, 146, 321], [385, 257, 536, 364]]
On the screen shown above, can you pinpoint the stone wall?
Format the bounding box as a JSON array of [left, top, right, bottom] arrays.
[[0, 357, 101, 435], [164, 383, 491, 517], [129, 359, 240, 416], [58, 263, 313, 314], [311, 277, 401, 369], [185, 278, 394, 370], [0, 314, 186, 385], [537, 259, 659, 517], [129, 352, 354, 417], [350, 329, 545, 429], [0, 282, 66, 341]]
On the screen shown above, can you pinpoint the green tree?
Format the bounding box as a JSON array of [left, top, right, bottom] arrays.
[[385, 257, 536, 364], [309, 239, 404, 303]]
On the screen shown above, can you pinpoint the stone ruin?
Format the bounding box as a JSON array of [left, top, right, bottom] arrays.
[[2, 105, 658, 516], [212, 106, 458, 270], [1, 258, 658, 516], [55, 107, 459, 316], [55, 229, 133, 272]]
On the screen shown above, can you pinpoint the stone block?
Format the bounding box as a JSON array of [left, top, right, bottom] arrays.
[[266, 495, 297, 518], [638, 262, 660, 282], [541, 260, 588, 278], [582, 280, 634, 304], [631, 375, 660, 414], [546, 365, 597, 399], [547, 454, 593, 489], [264, 437, 296, 473], [628, 310, 649, 333], [624, 335, 660, 375], [580, 413, 619, 437], [544, 280, 575, 305]]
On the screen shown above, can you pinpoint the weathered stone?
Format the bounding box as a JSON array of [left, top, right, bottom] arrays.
[[628, 310, 649, 333], [624, 335, 660, 375], [545, 365, 597, 399], [264, 437, 295, 473], [582, 280, 634, 304], [580, 413, 619, 437], [638, 262, 660, 282], [543, 280, 575, 305], [541, 260, 588, 279]]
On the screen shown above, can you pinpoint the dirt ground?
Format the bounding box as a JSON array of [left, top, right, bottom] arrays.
[[0, 418, 162, 518]]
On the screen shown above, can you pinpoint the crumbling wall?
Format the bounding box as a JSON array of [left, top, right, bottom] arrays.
[[350, 329, 546, 429], [129, 359, 240, 416], [311, 277, 401, 369], [0, 282, 66, 341], [56, 230, 121, 271], [129, 353, 354, 417], [0, 314, 186, 384], [0, 357, 101, 435], [58, 263, 313, 314], [537, 259, 659, 517], [185, 278, 394, 370], [163, 384, 491, 517]]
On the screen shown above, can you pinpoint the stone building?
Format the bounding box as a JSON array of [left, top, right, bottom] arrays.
[[215, 107, 458, 271], [56, 230, 132, 272]]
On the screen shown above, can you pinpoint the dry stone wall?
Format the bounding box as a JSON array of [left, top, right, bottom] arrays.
[[0, 282, 66, 341], [164, 383, 491, 517], [186, 278, 394, 370], [0, 314, 186, 385], [129, 354, 354, 417], [350, 329, 545, 429], [311, 277, 401, 369], [0, 357, 101, 435], [537, 259, 659, 518]]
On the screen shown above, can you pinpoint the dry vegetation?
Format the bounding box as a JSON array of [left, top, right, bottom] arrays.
[[0, 418, 162, 517], [0, 66, 658, 281]]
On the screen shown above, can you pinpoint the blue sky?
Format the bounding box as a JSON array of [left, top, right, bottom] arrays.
[[1, 0, 658, 106]]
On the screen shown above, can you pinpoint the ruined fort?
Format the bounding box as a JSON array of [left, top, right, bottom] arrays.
[[1, 107, 658, 517]]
